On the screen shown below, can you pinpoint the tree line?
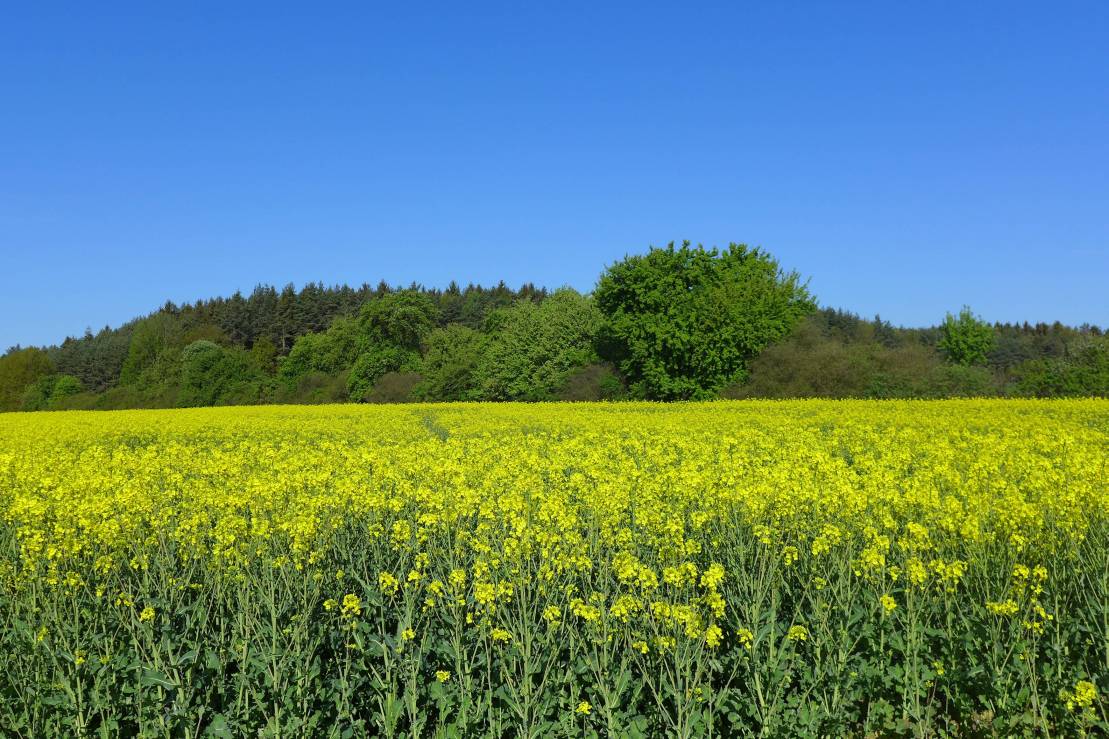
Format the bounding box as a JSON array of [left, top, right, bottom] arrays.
[[2, 242, 1105, 412]]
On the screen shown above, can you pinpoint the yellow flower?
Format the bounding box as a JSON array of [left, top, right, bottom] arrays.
[[435, 670, 451, 683], [1072, 680, 1097, 709], [378, 572, 399, 596], [787, 625, 808, 642], [542, 605, 562, 625], [880, 594, 897, 613], [986, 599, 1019, 617], [576, 700, 592, 715], [699, 562, 725, 590], [705, 624, 723, 648], [736, 627, 754, 650], [340, 594, 362, 618], [1062, 680, 1098, 711], [401, 627, 415, 641], [138, 606, 156, 623]]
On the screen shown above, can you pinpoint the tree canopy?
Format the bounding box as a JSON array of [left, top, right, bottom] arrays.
[[1, 245, 1104, 411], [595, 242, 815, 399]]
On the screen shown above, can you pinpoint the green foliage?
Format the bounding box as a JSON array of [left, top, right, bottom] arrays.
[[924, 363, 996, 397], [733, 315, 1001, 399], [365, 371, 423, 403], [181, 322, 230, 346], [595, 242, 815, 399], [20, 374, 84, 411], [50, 325, 133, 392], [347, 347, 421, 402], [1012, 339, 1109, 397], [178, 341, 265, 407], [728, 317, 880, 398], [0, 347, 55, 411], [477, 289, 602, 401], [415, 325, 489, 401], [278, 318, 365, 388], [939, 306, 995, 366], [9, 247, 1107, 408], [20, 380, 52, 411], [120, 313, 184, 385], [275, 370, 350, 404], [249, 337, 278, 375], [557, 363, 627, 401], [359, 290, 439, 350]]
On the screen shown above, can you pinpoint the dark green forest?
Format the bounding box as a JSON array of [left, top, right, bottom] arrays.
[[2, 243, 1106, 412]]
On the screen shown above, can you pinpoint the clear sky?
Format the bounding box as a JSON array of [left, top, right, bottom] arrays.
[[2, 2, 1107, 350]]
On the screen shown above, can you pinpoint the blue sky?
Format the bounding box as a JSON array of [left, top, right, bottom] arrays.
[[2, 2, 1107, 350]]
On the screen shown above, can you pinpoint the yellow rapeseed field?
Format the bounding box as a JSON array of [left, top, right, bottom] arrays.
[[1, 400, 1106, 737]]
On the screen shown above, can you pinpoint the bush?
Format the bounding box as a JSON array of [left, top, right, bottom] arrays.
[[359, 291, 439, 349], [279, 318, 366, 389], [276, 371, 351, 404], [21, 374, 84, 411], [924, 364, 996, 398], [1011, 339, 1109, 397], [91, 383, 179, 410], [179, 341, 264, 407], [557, 363, 627, 401], [726, 319, 875, 398], [732, 316, 1002, 399], [347, 347, 421, 402], [120, 313, 184, 385], [365, 371, 423, 403]]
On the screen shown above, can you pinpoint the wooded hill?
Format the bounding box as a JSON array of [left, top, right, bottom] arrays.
[[2, 243, 1106, 411]]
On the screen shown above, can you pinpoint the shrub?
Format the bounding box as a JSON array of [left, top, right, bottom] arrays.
[[366, 371, 423, 403], [1011, 339, 1109, 397], [21, 374, 84, 411], [557, 363, 627, 401], [347, 347, 421, 402], [179, 341, 263, 407], [276, 371, 351, 404]]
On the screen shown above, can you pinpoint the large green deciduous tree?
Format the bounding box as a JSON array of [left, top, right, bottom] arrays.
[[178, 340, 264, 407], [0, 347, 55, 411], [21, 373, 84, 411], [594, 242, 815, 399], [346, 346, 420, 401], [939, 306, 995, 366], [358, 290, 439, 349], [416, 325, 489, 401], [120, 313, 184, 385], [477, 288, 601, 401], [278, 317, 365, 388], [344, 291, 440, 401]]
